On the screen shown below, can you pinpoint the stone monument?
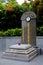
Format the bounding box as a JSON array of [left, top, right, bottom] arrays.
[[3, 11, 38, 61], [21, 11, 36, 46]]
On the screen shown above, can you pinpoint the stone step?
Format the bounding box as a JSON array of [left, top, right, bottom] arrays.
[[3, 50, 37, 57], [3, 50, 37, 61], [3, 48, 37, 61], [2, 44, 38, 61], [5, 47, 36, 54], [4, 49, 37, 55], [9, 44, 32, 50]]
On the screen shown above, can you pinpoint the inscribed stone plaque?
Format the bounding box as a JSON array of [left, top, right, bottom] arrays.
[[21, 11, 36, 46]]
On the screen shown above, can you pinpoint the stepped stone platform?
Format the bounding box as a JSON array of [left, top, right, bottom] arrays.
[[3, 44, 38, 61]]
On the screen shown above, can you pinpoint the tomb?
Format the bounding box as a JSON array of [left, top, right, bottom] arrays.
[[3, 11, 38, 61]]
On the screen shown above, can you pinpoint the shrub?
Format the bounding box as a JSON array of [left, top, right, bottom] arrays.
[[37, 26, 43, 36], [3, 31, 9, 36], [0, 3, 7, 10], [14, 28, 22, 36], [0, 27, 43, 36], [3, 29, 15, 36], [3, 28, 22, 36]]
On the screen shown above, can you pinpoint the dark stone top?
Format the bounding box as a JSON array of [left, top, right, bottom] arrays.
[[21, 11, 36, 21]]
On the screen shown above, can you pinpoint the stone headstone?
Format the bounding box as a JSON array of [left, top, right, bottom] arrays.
[[21, 11, 36, 46]]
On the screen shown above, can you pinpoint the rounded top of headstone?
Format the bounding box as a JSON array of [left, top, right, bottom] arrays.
[[21, 11, 36, 21]]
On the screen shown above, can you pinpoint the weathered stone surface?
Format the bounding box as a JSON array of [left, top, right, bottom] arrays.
[[21, 11, 36, 21], [21, 11, 36, 46], [3, 44, 37, 61]]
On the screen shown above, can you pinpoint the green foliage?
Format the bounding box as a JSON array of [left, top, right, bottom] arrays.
[[0, 10, 3, 18], [14, 28, 22, 36], [3, 31, 9, 36], [0, 3, 7, 10], [37, 3, 43, 17], [0, 31, 3, 36], [0, 1, 43, 36], [30, 0, 43, 29], [39, 0, 43, 2], [0, 27, 43, 36], [37, 26, 43, 36], [30, 0, 39, 13], [2, 2, 30, 30], [3, 29, 15, 36], [3, 28, 22, 36], [22, 2, 30, 11]]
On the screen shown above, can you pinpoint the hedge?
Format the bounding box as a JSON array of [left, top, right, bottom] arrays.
[[0, 28, 22, 36], [37, 26, 43, 36], [0, 27, 43, 36]]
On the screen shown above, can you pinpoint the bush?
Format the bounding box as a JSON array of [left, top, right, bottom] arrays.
[[0, 27, 43, 36], [0, 3, 7, 10], [3, 29, 15, 36], [3, 31, 9, 36], [14, 28, 22, 36], [3, 28, 22, 36], [37, 26, 43, 36]]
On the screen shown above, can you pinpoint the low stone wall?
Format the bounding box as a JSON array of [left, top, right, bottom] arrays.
[[6, 37, 21, 49], [36, 36, 43, 50], [0, 37, 21, 51], [36, 36, 43, 54], [0, 37, 6, 51], [0, 36, 43, 52]]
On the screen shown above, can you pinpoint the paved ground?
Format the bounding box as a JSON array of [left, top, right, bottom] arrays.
[[0, 52, 43, 65]]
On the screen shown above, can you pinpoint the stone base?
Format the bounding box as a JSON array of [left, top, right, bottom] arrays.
[[2, 44, 38, 61]]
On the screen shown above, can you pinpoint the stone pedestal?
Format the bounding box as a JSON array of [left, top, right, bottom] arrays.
[[3, 44, 37, 61]]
